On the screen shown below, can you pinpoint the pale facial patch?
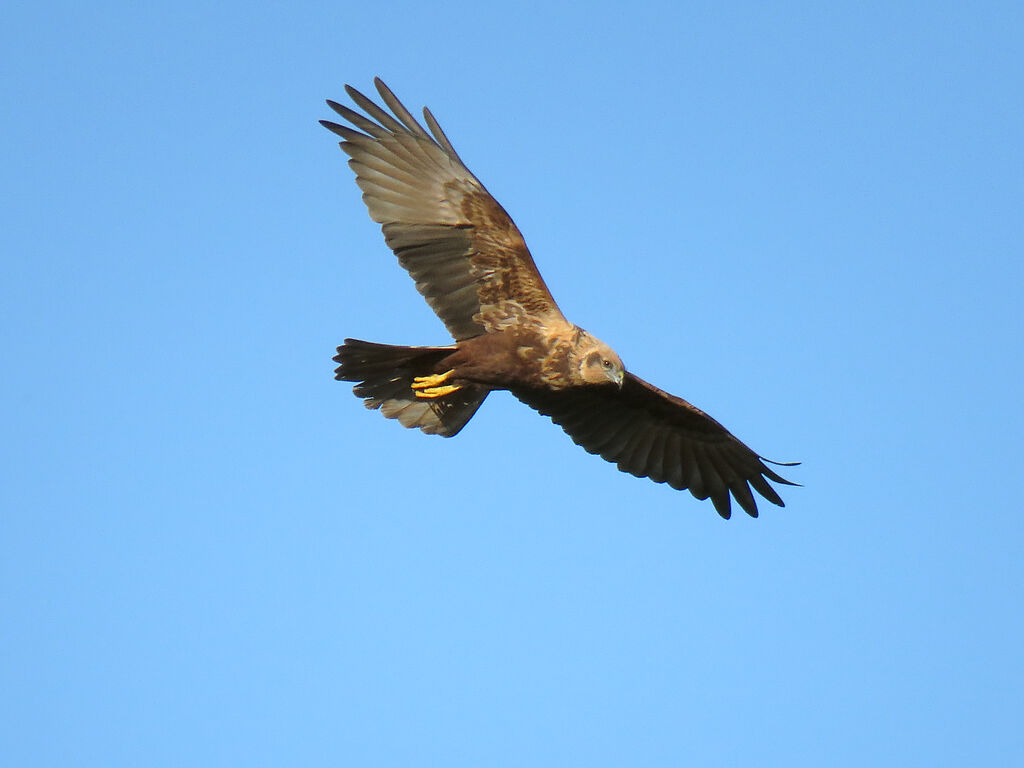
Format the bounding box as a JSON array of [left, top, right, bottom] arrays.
[[575, 335, 625, 386]]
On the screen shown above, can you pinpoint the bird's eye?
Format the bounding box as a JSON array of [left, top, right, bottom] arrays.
[[603, 359, 613, 369]]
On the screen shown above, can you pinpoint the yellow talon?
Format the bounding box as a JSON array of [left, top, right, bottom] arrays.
[[414, 383, 462, 399], [411, 369, 460, 398], [411, 369, 454, 389]]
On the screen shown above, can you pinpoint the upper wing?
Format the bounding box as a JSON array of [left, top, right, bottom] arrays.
[[321, 78, 566, 340], [513, 373, 798, 519]]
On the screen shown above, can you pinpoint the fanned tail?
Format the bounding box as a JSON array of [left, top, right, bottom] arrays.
[[333, 339, 487, 437]]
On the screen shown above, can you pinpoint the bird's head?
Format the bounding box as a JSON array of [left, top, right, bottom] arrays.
[[574, 331, 625, 388]]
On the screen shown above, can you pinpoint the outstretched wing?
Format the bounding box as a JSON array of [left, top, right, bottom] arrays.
[[513, 373, 798, 519], [321, 78, 565, 340]]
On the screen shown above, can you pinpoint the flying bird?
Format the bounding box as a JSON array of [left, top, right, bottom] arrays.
[[321, 79, 797, 519]]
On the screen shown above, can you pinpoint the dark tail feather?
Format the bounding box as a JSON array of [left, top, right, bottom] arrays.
[[333, 338, 487, 437]]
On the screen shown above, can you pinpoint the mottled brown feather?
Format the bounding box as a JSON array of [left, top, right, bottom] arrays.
[[321, 78, 565, 340]]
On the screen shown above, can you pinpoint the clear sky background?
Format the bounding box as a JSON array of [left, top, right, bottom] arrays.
[[3, 1, 1022, 765]]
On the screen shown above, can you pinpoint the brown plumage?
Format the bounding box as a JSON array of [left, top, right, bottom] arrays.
[[323, 78, 798, 519]]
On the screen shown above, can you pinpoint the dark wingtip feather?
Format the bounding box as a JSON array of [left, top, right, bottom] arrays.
[[762, 465, 802, 487], [332, 351, 346, 379], [731, 480, 760, 518], [319, 119, 347, 138], [749, 473, 786, 508], [373, 76, 394, 102], [754, 455, 801, 487], [764, 458, 801, 467], [423, 106, 464, 163], [711, 493, 732, 520], [343, 83, 365, 102]]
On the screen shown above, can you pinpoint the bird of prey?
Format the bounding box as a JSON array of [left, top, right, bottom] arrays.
[[321, 78, 797, 519]]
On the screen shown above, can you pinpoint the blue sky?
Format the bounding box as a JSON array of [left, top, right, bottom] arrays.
[[2, 1, 1023, 765]]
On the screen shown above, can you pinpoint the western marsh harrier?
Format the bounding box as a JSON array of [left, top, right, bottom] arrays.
[[322, 79, 797, 518]]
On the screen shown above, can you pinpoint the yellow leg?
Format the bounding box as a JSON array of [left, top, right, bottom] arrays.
[[411, 370, 454, 388], [411, 369, 462, 399], [414, 383, 461, 398]]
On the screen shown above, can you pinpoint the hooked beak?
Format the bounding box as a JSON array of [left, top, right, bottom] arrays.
[[612, 369, 625, 388]]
